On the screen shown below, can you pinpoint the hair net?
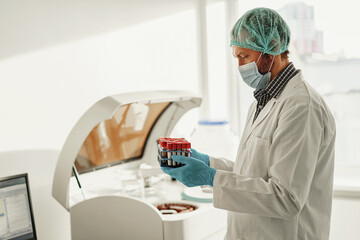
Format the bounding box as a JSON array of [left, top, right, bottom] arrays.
[[230, 8, 290, 55]]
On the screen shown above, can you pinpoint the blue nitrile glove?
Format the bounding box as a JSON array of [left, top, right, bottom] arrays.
[[190, 148, 210, 166], [161, 155, 216, 187]]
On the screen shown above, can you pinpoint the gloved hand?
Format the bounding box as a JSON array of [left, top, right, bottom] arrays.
[[161, 155, 216, 187], [190, 148, 210, 166]]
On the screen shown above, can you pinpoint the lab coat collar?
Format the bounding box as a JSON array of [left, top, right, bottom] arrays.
[[275, 70, 303, 100], [242, 70, 303, 143]]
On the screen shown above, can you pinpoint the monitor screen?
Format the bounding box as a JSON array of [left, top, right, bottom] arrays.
[[0, 174, 37, 240]]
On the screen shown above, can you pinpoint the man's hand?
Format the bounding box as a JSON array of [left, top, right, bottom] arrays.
[[190, 148, 210, 166], [161, 155, 216, 187]]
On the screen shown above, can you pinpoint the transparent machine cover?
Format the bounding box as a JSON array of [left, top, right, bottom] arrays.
[[52, 91, 201, 210], [75, 102, 170, 173]]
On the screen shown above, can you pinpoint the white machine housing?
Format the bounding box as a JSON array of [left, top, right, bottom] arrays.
[[52, 91, 227, 240]]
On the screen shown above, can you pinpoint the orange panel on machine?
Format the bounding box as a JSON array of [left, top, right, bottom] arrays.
[[75, 102, 170, 173]]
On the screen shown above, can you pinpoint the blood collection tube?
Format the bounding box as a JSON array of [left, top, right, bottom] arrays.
[[182, 142, 186, 157], [172, 141, 177, 166], [176, 141, 179, 155], [172, 142, 176, 166], [176, 142, 181, 166], [180, 141, 185, 164], [157, 137, 192, 168], [164, 141, 168, 166], [171, 141, 176, 166], [167, 142, 173, 166], [186, 142, 191, 157], [160, 138, 167, 158], [164, 139, 171, 166], [173, 141, 179, 167]]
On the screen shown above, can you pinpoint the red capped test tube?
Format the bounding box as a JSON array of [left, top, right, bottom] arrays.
[[167, 142, 173, 166], [186, 142, 191, 157], [158, 137, 192, 167], [176, 142, 181, 166], [159, 138, 167, 158], [181, 142, 186, 156]]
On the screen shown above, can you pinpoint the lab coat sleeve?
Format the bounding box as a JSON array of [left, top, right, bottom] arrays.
[[213, 102, 322, 219], [209, 156, 234, 172]]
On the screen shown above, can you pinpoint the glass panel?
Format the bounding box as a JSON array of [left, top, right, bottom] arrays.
[[75, 102, 170, 173], [237, 1, 360, 166]]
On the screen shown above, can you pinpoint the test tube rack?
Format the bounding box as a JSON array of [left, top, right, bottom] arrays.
[[157, 137, 191, 168]]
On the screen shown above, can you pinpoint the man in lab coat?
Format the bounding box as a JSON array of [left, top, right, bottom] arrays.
[[162, 7, 336, 240]]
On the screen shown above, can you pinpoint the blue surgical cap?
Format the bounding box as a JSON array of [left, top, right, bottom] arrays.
[[230, 8, 291, 55]]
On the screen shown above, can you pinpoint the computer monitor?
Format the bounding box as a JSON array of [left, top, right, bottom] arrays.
[[0, 173, 37, 240]]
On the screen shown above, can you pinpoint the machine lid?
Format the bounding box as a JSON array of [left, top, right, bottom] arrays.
[[52, 90, 201, 210]]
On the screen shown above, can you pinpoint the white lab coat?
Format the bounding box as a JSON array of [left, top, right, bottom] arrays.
[[211, 71, 336, 240]]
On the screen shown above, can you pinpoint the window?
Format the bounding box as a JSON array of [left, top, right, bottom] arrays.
[[237, 0, 360, 167]]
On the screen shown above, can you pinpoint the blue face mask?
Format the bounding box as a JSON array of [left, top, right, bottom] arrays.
[[238, 53, 275, 90]]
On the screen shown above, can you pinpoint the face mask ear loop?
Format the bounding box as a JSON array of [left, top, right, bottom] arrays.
[[268, 55, 275, 72], [256, 52, 263, 64]]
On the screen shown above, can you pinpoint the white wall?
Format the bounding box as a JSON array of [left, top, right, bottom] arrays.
[[0, 0, 200, 60], [0, 1, 200, 152], [330, 197, 360, 240]]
